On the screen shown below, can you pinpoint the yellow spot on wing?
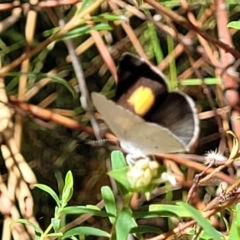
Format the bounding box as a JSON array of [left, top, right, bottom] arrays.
[[127, 87, 155, 116]]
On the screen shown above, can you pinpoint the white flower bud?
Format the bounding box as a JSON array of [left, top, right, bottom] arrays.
[[127, 159, 160, 190]]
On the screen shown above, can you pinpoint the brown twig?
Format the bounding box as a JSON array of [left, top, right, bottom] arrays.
[[0, 0, 105, 77], [57, 10, 102, 141], [144, 0, 240, 59], [9, 98, 94, 135], [158, 153, 234, 185], [147, 196, 236, 240], [0, 0, 80, 11], [215, 0, 240, 142]]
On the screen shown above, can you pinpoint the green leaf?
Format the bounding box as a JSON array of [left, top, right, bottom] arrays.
[[51, 218, 61, 232], [59, 24, 112, 40], [177, 202, 222, 240], [48, 76, 77, 98], [6, 78, 19, 93], [65, 171, 74, 187], [43, 26, 59, 37], [111, 151, 127, 170], [46, 232, 63, 237], [147, 20, 163, 64], [115, 207, 136, 240], [180, 78, 221, 86], [85, 205, 100, 210], [109, 151, 129, 196], [60, 206, 114, 217], [199, 230, 218, 240], [10, 219, 43, 238], [54, 206, 59, 216], [78, 0, 96, 14], [62, 171, 74, 204], [107, 167, 130, 193], [76, 0, 105, 16], [228, 21, 240, 30], [62, 226, 110, 239], [236, 203, 240, 223], [167, 34, 177, 90], [148, 204, 192, 218], [101, 186, 117, 224], [35, 184, 60, 207], [92, 13, 128, 22], [92, 23, 113, 31], [69, 237, 78, 240], [62, 186, 73, 206], [229, 203, 240, 240], [5, 73, 77, 98]]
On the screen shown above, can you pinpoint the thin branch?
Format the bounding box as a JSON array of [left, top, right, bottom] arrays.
[[144, 0, 240, 59]]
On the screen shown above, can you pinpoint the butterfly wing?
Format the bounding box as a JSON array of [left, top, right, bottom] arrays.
[[116, 53, 168, 100], [115, 53, 199, 149], [92, 92, 187, 155], [146, 92, 199, 148]]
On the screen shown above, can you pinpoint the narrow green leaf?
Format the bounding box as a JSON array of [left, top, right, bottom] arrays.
[[144, 8, 163, 64], [65, 171, 74, 187], [62, 226, 110, 239], [149, 204, 191, 218], [51, 218, 60, 232], [101, 186, 117, 224], [58, 24, 112, 41], [10, 219, 43, 238], [115, 208, 136, 240], [111, 151, 127, 170], [35, 184, 60, 207], [92, 13, 128, 22], [54, 206, 59, 216], [70, 237, 78, 240], [236, 203, 240, 223], [109, 151, 129, 196], [61, 25, 90, 38], [76, 0, 105, 16], [228, 21, 240, 30], [78, 0, 96, 14], [46, 232, 63, 237], [167, 34, 177, 90], [48, 76, 77, 98], [177, 202, 222, 240], [5, 73, 76, 98], [199, 230, 219, 240], [6, 78, 19, 93], [107, 167, 130, 192], [43, 26, 59, 37], [229, 203, 240, 240], [85, 205, 100, 210], [62, 187, 74, 204], [180, 78, 221, 86], [62, 171, 74, 205], [69, 237, 78, 240], [60, 206, 114, 217]]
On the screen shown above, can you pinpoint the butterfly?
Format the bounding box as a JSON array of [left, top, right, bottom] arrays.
[[92, 53, 199, 164]]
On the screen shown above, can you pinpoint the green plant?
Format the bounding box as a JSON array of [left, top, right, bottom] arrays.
[[228, 21, 240, 30], [11, 150, 240, 240], [10, 171, 111, 239]]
